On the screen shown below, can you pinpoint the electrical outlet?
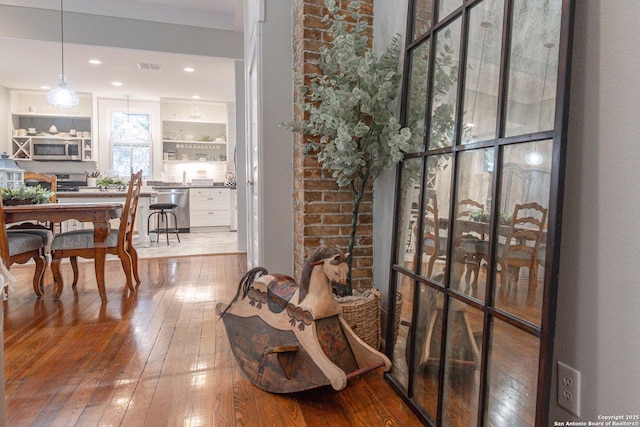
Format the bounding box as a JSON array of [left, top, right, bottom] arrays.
[[558, 361, 581, 417]]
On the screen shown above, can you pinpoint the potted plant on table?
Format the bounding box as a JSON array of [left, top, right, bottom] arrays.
[[1, 185, 55, 205], [282, 0, 411, 296]]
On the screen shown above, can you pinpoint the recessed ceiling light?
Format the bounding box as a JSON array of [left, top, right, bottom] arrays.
[[112, 81, 123, 87], [88, 59, 102, 65], [41, 85, 51, 90], [184, 67, 195, 73], [192, 95, 200, 99]]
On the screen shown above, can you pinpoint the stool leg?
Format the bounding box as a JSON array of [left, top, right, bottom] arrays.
[[168, 211, 181, 243], [163, 211, 170, 245]]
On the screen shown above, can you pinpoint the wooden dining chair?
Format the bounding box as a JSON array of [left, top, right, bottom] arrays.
[[456, 199, 485, 291], [419, 193, 447, 278], [496, 202, 548, 294], [7, 172, 57, 247], [0, 198, 47, 298], [50, 171, 143, 299]]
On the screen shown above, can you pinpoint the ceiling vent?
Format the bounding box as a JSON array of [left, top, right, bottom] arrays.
[[137, 63, 162, 71]]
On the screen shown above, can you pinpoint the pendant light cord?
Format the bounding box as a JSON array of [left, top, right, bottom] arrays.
[[60, 0, 65, 75], [537, 43, 554, 131], [470, 22, 491, 127]]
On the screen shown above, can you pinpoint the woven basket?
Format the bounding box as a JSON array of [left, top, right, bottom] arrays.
[[339, 288, 381, 350]]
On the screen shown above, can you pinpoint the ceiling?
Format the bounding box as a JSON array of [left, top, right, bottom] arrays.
[[0, 0, 241, 103]]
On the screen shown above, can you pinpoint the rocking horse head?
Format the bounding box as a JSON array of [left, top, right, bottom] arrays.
[[299, 246, 350, 302]]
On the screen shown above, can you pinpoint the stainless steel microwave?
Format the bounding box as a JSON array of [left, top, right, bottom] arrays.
[[32, 139, 81, 161]]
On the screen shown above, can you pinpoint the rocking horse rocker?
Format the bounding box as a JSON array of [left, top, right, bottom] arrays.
[[216, 246, 391, 393]]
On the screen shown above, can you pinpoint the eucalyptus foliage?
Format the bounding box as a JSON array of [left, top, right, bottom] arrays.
[[282, 0, 411, 294], [1, 185, 54, 204]]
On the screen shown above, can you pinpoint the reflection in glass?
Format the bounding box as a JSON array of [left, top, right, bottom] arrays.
[[486, 319, 539, 426], [428, 19, 461, 149], [462, 2, 504, 144], [413, 283, 442, 420], [442, 300, 483, 427], [451, 148, 494, 301], [419, 155, 452, 279], [406, 41, 431, 154], [389, 272, 415, 392], [493, 140, 552, 326], [437, 0, 461, 22], [412, 0, 434, 40], [505, 0, 561, 137], [395, 157, 423, 274]]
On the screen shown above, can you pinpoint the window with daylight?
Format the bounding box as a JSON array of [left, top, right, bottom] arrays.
[[110, 111, 152, 178]]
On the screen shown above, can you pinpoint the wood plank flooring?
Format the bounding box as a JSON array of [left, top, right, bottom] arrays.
[[3, 255, 422, 427]]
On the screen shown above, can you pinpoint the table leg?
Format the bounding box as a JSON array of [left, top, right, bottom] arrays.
[[93, 222, 110, 303], [137, 201, 151, 248]]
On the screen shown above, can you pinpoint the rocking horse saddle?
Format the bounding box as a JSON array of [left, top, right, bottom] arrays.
[[267, 274, 299, 313]]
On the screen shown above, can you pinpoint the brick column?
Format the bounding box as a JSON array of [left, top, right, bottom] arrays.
[[292, 0, 374, 290]]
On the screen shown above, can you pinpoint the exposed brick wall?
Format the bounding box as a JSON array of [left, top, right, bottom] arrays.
[[292, 0, 374, 290]]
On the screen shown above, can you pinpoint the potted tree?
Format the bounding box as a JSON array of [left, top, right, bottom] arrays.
[[282, 0, 411, 350], [282, 0, 411, 297]]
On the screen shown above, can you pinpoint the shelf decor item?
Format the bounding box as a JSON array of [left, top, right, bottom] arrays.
[[47, 0, 79, 108], [281, 0, 411, 296], [0, 153, 24, 190]]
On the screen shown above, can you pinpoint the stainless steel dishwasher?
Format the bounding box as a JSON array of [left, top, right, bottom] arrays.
[[152, 187, 190, 232]]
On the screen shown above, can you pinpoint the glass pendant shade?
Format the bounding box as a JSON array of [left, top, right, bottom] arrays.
[[47, 74, 79, 107], [48, 0, 79, 108]]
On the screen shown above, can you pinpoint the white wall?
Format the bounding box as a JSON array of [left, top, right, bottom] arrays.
[[372, 0, 409, 310], [243, 0, 293, 273], [0, 5, 242, 59], [550, 0, 640, 421]]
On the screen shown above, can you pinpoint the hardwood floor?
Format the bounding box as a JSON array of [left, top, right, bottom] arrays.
[[3, 255, 423, 427]]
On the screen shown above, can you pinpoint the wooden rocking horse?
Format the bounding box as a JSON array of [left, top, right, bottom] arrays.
[[216, 246, 391, 393]]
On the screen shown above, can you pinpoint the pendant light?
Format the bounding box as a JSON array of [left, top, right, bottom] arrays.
[[47, 0, 79, 108]]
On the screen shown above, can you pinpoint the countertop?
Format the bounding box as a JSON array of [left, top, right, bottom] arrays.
[[57, 189, 157, 198]]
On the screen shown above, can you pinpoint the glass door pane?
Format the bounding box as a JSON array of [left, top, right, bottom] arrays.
[[428, 19, 462, 150], [437, 0, 461, 21], [505, 0, 561, 137], [419, 155, 452, 279], [413, 283, 443, 421], [485, 319, 540, 426], [395, 157, 424, 274], [413, 0, 435, 40], [406, 41, 432, 153], [442, 300, 483, 427], [461, 2, 504, 144], [493, 140, 552, 326], [450, 148, 494, 301]]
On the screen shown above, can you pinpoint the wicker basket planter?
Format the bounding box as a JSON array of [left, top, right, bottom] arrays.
[[338, 288, 382, 350]]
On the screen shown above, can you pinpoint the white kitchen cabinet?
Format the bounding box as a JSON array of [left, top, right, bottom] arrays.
[[189, 187, 231, 229], [8, 90, 94, 161], [161, 98, 228, 163]]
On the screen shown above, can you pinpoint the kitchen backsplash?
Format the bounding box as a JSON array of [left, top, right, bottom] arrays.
[[163, 161, 227, 184]]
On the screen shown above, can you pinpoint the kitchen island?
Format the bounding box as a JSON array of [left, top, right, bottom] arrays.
[[56, 189, 157, 247]]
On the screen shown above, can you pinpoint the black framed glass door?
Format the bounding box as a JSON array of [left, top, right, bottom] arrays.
[[385, 0, 575, 425]]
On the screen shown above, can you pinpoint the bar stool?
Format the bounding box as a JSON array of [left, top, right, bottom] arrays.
[[147, 203, 181, 245]]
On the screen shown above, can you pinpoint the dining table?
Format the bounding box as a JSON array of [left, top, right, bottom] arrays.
[[3, 201, 123, 302]]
